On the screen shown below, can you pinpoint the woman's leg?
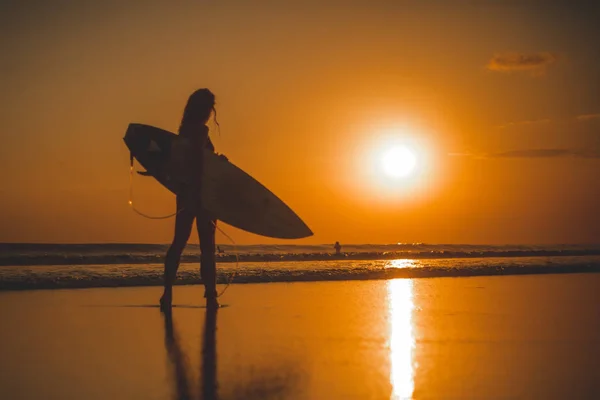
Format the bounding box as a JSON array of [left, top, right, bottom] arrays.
[[197, 211, 217, 303], [161, 198, 195, 307]]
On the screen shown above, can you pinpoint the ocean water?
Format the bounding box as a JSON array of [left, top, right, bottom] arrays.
[[1, 243, 599, 290]]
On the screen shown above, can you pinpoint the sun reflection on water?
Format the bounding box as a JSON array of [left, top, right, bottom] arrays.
[[388, 278, 415, 400], [387, 259, 417, 269]]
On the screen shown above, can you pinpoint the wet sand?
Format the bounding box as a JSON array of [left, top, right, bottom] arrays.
[[1, 273, 599, 399]]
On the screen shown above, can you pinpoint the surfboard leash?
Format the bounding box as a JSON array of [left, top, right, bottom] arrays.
[[212, 223, 239, 298], [128, 156, 181, 219]]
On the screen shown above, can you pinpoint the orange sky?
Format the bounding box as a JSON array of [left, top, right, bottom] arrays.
[[1, 1, 599, 244]]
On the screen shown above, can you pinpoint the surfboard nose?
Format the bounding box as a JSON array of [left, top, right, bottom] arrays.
[[292, 217, 313, 238], [299, 226, 314, 238]]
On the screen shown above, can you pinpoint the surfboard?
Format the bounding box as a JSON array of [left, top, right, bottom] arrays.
[[123, 123, 313, 239]]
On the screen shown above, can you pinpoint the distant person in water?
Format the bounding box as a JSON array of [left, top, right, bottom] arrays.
[[334, 241, 342, 255], [160, 88, 221, 310]]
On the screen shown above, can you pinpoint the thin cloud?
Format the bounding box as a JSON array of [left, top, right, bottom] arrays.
[[496, 113, 600, 128], [490, 149, 571, 158], [487, 52, 558, 75], [576, 113, 600, 122], [496, 118, 551, 129], [449, 148, 600, 159]]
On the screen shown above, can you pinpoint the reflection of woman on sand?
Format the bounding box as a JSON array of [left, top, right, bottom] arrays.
[[162, 308, 299, 400], [160, 89, 221, 310], [162, 307, 218, 400], [162, 309, 193, 400]]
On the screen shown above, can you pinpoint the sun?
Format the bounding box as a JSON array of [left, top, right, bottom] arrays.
[[381, 146, 417, 178]]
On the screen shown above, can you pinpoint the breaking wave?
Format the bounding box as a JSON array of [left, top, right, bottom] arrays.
[[1, 256, 599, 291]]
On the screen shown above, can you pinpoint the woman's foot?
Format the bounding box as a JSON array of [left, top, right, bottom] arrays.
[[160, 288, 173, 311], [206, 296, 220, 309]]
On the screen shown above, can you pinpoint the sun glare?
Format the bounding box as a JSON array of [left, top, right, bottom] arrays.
[[381, 146, 417, 178], [348, 124, 436, 202]]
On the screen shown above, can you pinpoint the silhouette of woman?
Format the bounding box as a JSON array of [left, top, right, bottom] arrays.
[[160, 89, 220, 309]]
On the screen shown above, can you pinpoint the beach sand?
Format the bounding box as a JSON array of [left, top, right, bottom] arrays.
[[1, 273, 599, 399]]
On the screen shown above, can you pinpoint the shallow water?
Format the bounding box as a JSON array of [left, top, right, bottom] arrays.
[[1, 274, 599, 399]]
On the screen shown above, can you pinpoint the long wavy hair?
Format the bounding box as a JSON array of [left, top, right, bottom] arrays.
[[178, 88, 220, 135]]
